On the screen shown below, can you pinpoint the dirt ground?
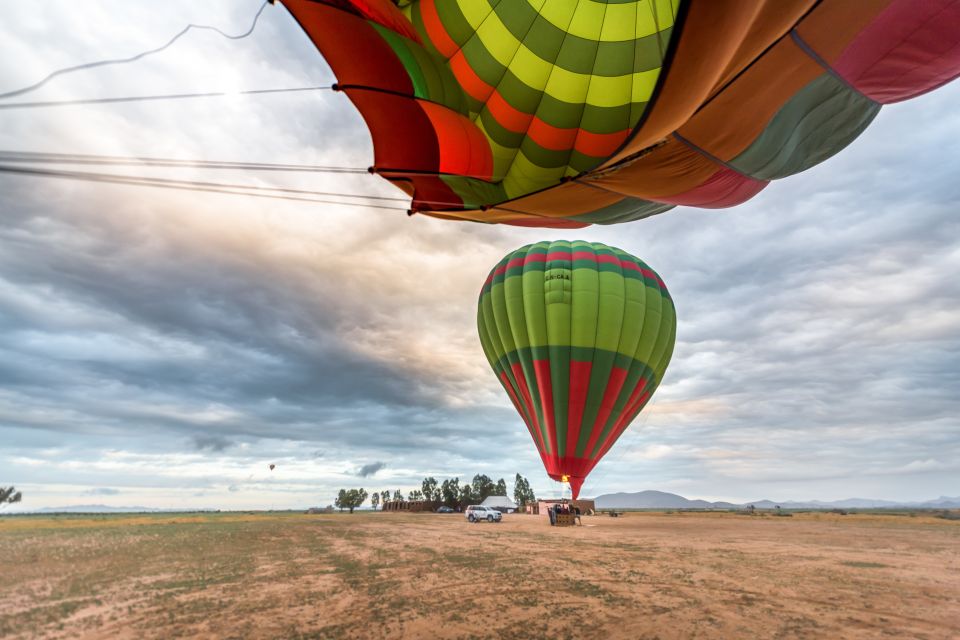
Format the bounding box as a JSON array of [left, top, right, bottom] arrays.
[[1, 510, 957, 639]]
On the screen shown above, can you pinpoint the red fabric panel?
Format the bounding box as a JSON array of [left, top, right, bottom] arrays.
[[596, 389, 651, 463], [532, 360, 558, 458], [582, 366, 630, 456], [329, 0, 421, 42], [419, 0, 460, 58], [566, 360, 593, 460], [419, 102, 493, 180], [655, 167, 768, 208], [399, 177, 463, 211], [613, 379, 649, 436], [347, 90, 439, 171], [834, 0, 960, 103], [499, 370, 548, 470], [281, 1, 413, 95], [511, 362, 547, 457]]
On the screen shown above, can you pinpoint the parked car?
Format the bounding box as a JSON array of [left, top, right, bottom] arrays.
[[436, 506, 455, 513], [465, 505, 502, 523]]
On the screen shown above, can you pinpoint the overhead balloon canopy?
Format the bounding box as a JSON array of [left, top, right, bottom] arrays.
[[477, 241, 676, 499], [281, 0, 960, 227]]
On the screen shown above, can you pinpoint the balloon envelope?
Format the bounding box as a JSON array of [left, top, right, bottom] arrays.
[[282, 0, 960, 227], [477, 241, 676, 498]]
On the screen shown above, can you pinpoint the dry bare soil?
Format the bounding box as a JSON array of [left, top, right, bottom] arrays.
[[1, 510, 958, 639]]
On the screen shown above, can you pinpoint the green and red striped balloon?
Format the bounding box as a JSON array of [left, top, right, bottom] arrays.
[[478, 241, 675, 498]]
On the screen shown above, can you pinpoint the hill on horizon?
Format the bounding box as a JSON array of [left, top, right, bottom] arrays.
[[592, 490, 960, 510]]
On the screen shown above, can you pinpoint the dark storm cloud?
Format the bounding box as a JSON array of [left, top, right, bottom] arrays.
[[192, 435, 233, 452], [356, 461, 386, 477], [0, 201, 494, 453]]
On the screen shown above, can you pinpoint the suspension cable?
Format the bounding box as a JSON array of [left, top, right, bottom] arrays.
[[0, 86, 334, 110], [0, 1, 273, 100], [0, 150, 368, 174], [0, 164, 408, 211]]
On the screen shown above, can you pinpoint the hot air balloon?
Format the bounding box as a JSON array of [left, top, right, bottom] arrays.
[[269, 464, 276, 471], [280, 0, 960, 227], [477, 241, 675, 498]]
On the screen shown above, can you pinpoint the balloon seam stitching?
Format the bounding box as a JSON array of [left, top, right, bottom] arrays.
[[789, 30, 878, 105]]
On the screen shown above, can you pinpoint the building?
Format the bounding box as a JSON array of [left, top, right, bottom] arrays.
[[381, 500, 437, 512], [481, 495, 518, 513]]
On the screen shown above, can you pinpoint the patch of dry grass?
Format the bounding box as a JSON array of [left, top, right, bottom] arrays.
[[0, 511, 957, 639]]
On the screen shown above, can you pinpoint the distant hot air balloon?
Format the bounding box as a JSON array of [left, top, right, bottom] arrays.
[[269, 464, 276, 471], [477, 241, 676, 498], [280, 0, 960, 227]]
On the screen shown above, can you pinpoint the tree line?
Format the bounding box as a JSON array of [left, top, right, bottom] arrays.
[[336, 473, 537, 512]]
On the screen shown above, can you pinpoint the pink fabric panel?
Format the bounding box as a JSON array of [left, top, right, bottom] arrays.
[[654, 167, 768, 209], [835, 0, 960, 103]]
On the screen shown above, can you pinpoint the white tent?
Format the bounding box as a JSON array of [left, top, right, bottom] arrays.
[[481, 495, 517, 512]]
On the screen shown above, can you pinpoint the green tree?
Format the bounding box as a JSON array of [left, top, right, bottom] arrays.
[[380, 490, 390, 507], [392, 489, 403, 502], [370, 492, 380, 511], [334, 488, 368, 513], [458, 483, 475, 508], [495, 478, 507, 496], [0, 486, 22, 507], [471, 474, 495, 502], [441, 478, 460, 508], [421, 477, 438, 502], [408, 489, 424, 501], [513, 474, 536, 507]]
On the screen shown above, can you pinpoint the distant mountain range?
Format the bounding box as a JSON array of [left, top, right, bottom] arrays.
[[7, 504, 205, 514], [27, 505, 169, 513], [594, 491, 960, 510]]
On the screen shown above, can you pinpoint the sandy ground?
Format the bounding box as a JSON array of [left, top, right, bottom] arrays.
[[1, 510, 958, 639]]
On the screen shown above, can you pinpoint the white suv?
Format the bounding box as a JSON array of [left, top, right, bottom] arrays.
[[465, 505, 502, 523]]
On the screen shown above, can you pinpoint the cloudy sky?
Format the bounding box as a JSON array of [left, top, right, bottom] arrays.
[[1, 1, 958, 510]]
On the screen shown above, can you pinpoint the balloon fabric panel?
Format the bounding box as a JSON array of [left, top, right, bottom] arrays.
[[283, 0, 960, 226]]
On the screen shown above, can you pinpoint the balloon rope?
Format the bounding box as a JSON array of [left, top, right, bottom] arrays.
[[0, 1, 272, 100], [0, 86, 335, 110], [0, 164, 409, 211], [0, 150, 368, 174]]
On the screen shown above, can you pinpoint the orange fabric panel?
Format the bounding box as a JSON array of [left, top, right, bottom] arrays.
[[679, 39, 823, 161], [485, 90, 533, 133], [709, 0, 818, 93], [450, 50, 494, 103], [589, 136, 718, 200], [418, 0, 459, 59], [483, 181, 625, 217], [601, 2, 781, 167], [796, 1, 890, 64], [420, 208, 587, 228]]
